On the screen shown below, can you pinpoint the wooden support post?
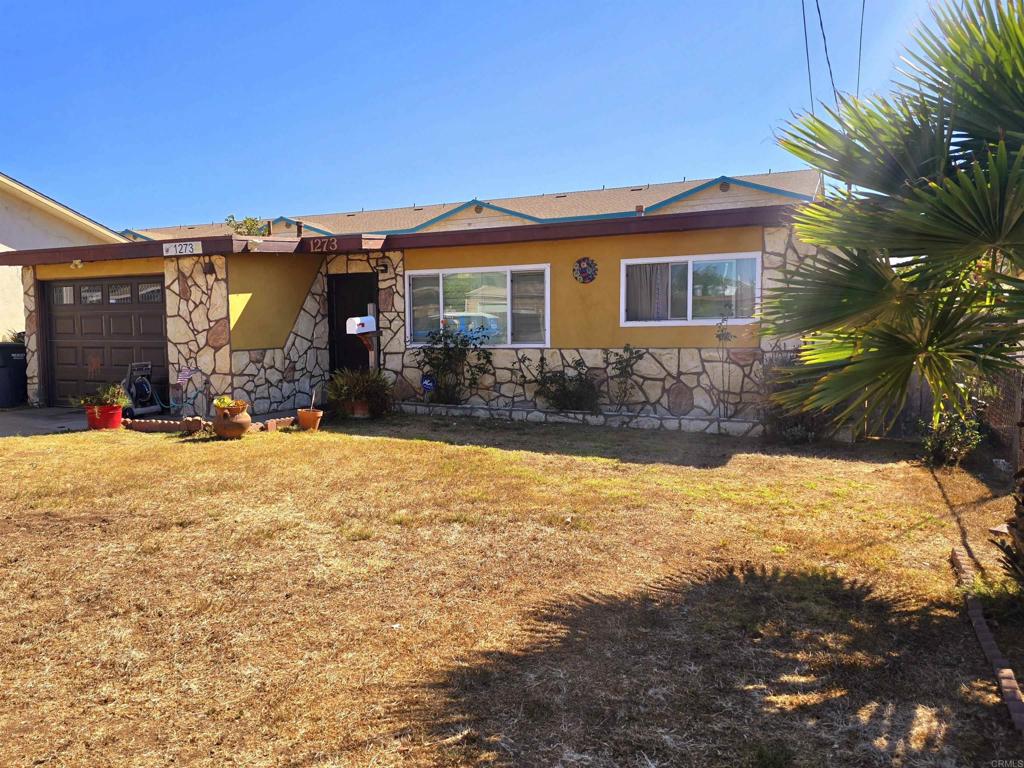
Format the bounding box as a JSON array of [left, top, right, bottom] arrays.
[[367, 302, 378, 370]]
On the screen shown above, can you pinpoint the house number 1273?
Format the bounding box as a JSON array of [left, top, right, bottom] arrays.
[[309, 238, 338, 252]]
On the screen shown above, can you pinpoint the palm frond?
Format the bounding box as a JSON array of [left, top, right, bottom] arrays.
[[905, 0, 1024, 154], [761, 247, 912, 336], [774, 284, 1024, 430], [793, 143, 1024, 270], [778, 93, 952, 194]]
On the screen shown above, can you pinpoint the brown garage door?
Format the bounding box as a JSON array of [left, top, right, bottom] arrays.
[[46, 277, 168, 405]]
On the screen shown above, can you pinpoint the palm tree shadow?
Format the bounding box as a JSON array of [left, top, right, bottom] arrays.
[[406, 566, 1012, 767]]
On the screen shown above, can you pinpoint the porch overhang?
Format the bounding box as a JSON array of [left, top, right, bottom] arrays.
[[0, 233, 386, 267]]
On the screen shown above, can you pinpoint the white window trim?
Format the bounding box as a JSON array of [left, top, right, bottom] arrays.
[[405, 263, 551, 348], [619, 251, 762, 327]]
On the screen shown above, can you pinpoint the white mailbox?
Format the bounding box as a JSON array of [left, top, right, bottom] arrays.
[[346, 315, 377, 335]]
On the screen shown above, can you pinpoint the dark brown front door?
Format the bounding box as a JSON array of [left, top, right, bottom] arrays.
[[328, 273, 378, 371], [45, 277, 167, 405]]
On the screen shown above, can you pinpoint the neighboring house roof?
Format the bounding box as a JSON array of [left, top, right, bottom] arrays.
[[0, 171, 127, 244], [123, 222, 238, 241], [123, 169, 820, 240]]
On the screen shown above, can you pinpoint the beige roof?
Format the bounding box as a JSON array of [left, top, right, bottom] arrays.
[[126, 222, 238, 241], [127, 169, 819, 240], [297, 169, 820, 234]]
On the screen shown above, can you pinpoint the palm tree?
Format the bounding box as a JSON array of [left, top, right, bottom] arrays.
[[765, 1, 1024, 570], [765, 0, 1024, 430]]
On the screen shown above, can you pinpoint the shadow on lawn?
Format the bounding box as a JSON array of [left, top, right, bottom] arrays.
[[410, 566, 1011, 767], [327, 415, 919, 469]]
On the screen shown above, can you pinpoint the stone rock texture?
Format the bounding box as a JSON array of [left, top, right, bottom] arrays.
[[395, 401, 764, 437], [164, 255, 232, 408], [394, 343, 765, 422], [231, 258, 331, 415], [21, 266, 40, 405]]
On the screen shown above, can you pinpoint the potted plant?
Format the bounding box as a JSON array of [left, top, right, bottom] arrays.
[[296, 386, 324, 432], [326, 368, 393, 419], [78, 384, 131, 430], [212, 394, 251, 439]]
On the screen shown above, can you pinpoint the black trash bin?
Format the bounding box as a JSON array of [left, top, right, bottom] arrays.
[[0, 342, 28, 408]]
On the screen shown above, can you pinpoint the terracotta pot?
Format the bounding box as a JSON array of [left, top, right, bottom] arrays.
[[85, 405, 123, 430], [349, 400, 371, 419], [213, 403, 251, 439], [297, 408, 323, 431]]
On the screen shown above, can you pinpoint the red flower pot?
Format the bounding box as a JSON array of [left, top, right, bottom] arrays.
[[85, 405, 124, 430]]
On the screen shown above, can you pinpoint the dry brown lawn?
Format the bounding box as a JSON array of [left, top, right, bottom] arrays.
[[0, 416, 1018, 766]]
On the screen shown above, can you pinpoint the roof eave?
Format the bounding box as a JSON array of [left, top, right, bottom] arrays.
[[0, 172, 128, 244], [379, 204, 795, 249], [0, 206, 798, 266]]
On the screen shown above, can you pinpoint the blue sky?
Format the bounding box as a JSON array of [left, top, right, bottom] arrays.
[[2, 0, 932, 231]]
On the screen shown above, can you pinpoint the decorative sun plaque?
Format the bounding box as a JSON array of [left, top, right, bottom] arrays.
[[572, 257, 598, 284]]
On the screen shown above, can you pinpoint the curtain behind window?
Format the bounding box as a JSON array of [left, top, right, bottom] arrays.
[[625, 264, 669, 321]]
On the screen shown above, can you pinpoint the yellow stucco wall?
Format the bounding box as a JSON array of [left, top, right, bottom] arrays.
[[35, 257, 164, 280], [406, 227, 763, 348], [227, 253, 323, 350]]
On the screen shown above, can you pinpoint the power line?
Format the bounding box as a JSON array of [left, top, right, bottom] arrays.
[[801, 0, 815, 115], [814, 0, 840, 109], [856, 0, 866, 98]]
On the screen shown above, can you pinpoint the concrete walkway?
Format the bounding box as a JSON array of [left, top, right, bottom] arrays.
[[0, 407, 87, 437]]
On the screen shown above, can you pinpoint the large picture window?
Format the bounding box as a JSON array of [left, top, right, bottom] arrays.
[[621, 253, 760, 326], [406, 265, 549, 346]]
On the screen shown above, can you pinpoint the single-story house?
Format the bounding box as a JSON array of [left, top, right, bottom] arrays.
[[0, 172, 127, 334], [0, 169, 820, 434]]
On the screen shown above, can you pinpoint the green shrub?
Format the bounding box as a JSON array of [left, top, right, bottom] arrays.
[[414, 328, 494, 405], [520, 355, 601, 413], [970, 569, 1024, 620], [602, 344, 646, 410], [326, 368, 393, 417], [76, 383, 131, 408], [759, 354, 829, 444], [761, 403, 827, 445], [920, 411, 982, 466]]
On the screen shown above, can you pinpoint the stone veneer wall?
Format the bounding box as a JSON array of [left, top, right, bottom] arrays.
[[164, 255, 232, 413], [21, 266, 40, 405], [230, 259, 331, 414], [396, 401, 763, 436], [385, 224, 812, 425]]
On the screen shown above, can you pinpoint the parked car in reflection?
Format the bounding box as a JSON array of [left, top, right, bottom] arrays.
[[442, 312, 502, 340]]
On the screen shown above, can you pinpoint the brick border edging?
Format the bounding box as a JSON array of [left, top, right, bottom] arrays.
[[950, 546, 1024, 732], [122, 415, 296, 434]]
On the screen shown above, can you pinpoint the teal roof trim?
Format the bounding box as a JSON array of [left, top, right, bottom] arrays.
[[366, 199, 542, 235], [270, 216, 334, 237], [120, 228, 154, 241], [644, 176, 813, 213]]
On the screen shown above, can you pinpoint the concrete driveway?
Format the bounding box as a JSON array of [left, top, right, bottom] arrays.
[[0, 407, 87, 437]]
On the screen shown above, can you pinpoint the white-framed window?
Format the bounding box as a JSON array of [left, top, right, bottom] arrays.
[[405, 264, 550, 347], [620, 252, 761, 326]]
